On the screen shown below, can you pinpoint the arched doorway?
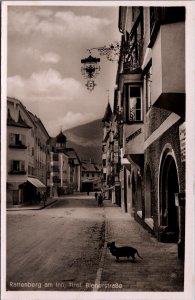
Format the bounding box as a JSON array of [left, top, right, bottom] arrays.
[[160, 153, 179, 242], [145, 166, 153, 219]]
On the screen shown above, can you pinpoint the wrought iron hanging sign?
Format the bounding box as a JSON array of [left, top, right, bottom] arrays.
[[91, 42, 120, 62], [81, 42, 120, 91], [81, 51, 100, 92]]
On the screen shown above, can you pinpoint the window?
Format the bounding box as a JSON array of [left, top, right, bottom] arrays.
[[128, 86, 142, 121], [53, 154, 59, 161], [9, 133, 26, 148], [9, 160, 26, 174]]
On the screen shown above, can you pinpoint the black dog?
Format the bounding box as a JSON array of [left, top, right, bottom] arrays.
[[107, 241, 143, 262]]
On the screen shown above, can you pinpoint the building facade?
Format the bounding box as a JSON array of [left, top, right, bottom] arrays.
[[104, 6, 185, 259], [48, 132, 81, 196], [7, 97, 49, 206], [81, 160, 102, 192]]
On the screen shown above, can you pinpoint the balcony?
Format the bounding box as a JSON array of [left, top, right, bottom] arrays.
[[8, 170, 26, 175], [121, 9, 143, 74], [9, 142, 27, 149]]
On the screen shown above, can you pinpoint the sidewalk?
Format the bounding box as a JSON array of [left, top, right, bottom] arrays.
[[99, 200, 184, 292], [6, 197, 58, 211], [6, 192, 96, 211]]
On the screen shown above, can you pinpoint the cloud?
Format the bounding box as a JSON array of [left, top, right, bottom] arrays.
[[41, 52, 60, 63], [47, 111, 95, 136], [8, 9, 112, 41], [24, 48, 60, 64], [7, 68, 83, 102]]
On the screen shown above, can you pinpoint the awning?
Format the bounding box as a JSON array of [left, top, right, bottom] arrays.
[[27, 177, 46, 188]]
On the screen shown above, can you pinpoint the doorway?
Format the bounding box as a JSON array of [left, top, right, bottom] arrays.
[[160, 154, 179, 242]]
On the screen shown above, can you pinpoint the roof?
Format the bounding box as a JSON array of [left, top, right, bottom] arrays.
[[81, 161, 101, 172], [28, 111, 50, 138], [56, 131, 67, 143], [7, 108, 32, 129], [7, 97, 37, 127], [102, 102, 112, 122], [64, 148, 81, 165]]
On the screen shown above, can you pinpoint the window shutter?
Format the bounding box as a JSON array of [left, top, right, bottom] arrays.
[[9, 133, 15, 145], [21, 161, 25, 172], [9, 160, 13, 172], [21, 134, 26, 145]]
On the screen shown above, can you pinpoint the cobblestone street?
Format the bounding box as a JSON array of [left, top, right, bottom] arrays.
[[6, 194, 184, 294], [101, 201, 184, 292]]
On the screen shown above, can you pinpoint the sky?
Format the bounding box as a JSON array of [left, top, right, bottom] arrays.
[[7, 4, 121, 136]]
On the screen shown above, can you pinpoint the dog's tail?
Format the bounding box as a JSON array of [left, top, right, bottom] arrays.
[[136, 250, 143, 259]]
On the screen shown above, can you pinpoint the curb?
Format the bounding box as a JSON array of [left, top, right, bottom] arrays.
[[6, 199, 58, 211], [39, 199, 58, 210], [93, 207, 108, 291]]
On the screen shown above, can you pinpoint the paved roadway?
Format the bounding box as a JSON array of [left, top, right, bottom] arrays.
[[6, 193, 184, 293], [7, 194, 104, 291]]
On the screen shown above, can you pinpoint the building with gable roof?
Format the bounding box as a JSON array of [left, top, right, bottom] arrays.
[[81, 160, 101, 192], [7, 97, 50, 205]]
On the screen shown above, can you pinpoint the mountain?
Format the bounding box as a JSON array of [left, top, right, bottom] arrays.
[[64, 119, 103, 163]]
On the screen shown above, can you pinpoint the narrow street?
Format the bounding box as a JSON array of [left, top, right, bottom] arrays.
[[7, 193, 184, 292]]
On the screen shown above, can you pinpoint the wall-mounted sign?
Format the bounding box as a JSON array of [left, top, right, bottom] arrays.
[[179, 122, 185, 162], [126, 128, 142, 143]]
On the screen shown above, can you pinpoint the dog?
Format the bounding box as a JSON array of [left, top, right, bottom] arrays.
[[107, 241, 143, 262]]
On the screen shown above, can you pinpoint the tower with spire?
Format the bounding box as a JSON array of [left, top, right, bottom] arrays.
[[102, 101, 113, 140], [56, 130, 67, 151], [101, 99, 113, 200]]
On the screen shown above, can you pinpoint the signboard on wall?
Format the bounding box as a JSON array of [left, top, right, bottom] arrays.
[[179, 122, 185, 162]]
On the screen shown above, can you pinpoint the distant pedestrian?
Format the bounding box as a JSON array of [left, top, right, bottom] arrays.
[[98, 193, 103, 207], [95, 192, 98, 201]]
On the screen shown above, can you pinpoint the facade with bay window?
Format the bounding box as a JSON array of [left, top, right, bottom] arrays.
[[110, 6, 185, 259]]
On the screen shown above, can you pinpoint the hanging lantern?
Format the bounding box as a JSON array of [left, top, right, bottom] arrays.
[[81, 53, 100, 79]]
